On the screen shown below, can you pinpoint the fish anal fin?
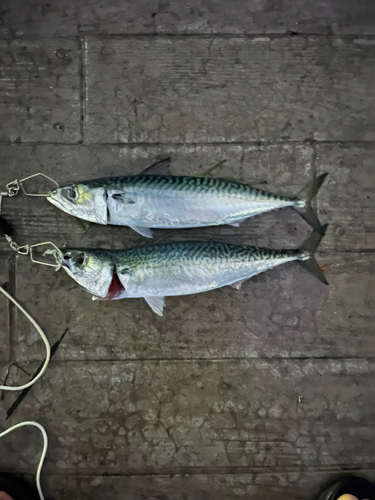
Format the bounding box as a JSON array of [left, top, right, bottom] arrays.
[[129, 225, 154, 238], [145, 296, 165, 316], [228, 218, 246, 228], [140, 158, 171, 176], [230, 278, 248, 290]]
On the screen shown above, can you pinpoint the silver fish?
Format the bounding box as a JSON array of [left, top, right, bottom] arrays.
[[47, 158, 328, 238], [52, 227, 328, 317]]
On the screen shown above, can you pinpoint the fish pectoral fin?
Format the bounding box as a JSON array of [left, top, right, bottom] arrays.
[[110, 193, 135, 204], [228, 218, 246, 227], [144, 296, 165, 316], [129, 225, 154, 238], [229, 278, 248, 290], [140, 158, 171, 176]]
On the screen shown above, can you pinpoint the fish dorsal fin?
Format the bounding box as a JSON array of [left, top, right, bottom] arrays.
[[209, 234, 243, 246], [142, 230, 174, 245], [141, 229, 244, 246], [145, 296, 165, 316], [140, 158, 171, 176]]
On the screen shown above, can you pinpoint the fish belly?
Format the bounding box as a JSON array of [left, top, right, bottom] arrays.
[[107, 188, 294, 228], [120, 256, 295, 298]]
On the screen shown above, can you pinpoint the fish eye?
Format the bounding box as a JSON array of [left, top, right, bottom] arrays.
[[75, 253, 85, 267], [63, 253, 71, 260], [66, 186, 77, 201]]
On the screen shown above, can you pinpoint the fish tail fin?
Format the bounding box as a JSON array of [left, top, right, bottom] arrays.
[[293, 173, 328, 235], [296, 224, 329, 285]]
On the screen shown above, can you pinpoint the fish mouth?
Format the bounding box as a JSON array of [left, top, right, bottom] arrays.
[[43, 248, 64, 269], [46, 194, 66, 211], [93, 271, 126, 301]]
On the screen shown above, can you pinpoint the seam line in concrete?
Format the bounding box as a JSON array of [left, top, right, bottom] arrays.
[[5, 33, 375, 40], [21, 463, 375, 477], [78, 36, 85, 144], [7, 254, 16, 362], [0, 140, 374, 147], [6, 356, 375, 365]]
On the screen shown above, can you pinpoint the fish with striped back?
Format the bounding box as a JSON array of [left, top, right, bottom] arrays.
[[47, 158, 328, 238], [47, 226, 328, 317]]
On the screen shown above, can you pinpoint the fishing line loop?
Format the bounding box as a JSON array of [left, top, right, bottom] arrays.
[[4, 179, 20, 197], [0, 286, 51, 394], [12, 241, 62, 268], [19, 173, 59, 197], [1, 232, 59, 266], [3, 173, 59, 198], [28, 241, 61, 268], [4, 234, 22, 252]]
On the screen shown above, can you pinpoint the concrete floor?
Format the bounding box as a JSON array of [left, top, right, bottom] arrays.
[[0, 1, 375, 499]]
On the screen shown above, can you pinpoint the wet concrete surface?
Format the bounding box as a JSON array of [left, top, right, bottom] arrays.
[[0, 1, 375, 499]]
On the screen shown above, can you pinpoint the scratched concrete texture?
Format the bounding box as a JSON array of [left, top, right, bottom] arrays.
[[0, 1, 375, 499]]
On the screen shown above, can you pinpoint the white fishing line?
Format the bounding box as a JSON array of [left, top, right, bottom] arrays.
[[0, 420, 48, 500], [0, 285, 51, 391]]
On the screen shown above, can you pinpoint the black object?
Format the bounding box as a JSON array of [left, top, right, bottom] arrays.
[[316, 475, 375, 500], [6, 329, 69, 420], [0, 216, 12, 236], [0, 473, 39, 500]]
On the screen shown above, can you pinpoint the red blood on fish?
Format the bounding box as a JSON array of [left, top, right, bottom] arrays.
[[95, 272, 125, 300]]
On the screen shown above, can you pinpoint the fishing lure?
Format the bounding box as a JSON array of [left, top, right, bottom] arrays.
[[2, 159, 328, 238]]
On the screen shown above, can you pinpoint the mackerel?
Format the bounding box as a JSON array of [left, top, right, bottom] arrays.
[[51, 227, 328, 316], [47, 159, 328, 238]]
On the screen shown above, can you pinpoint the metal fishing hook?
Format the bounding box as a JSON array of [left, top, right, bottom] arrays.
[[3, 179, 20, 197], [2, 173, 59, 198], [17, 241, 61, 268], [18, 173, 59, 197], [1, 189, 61, 266]]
